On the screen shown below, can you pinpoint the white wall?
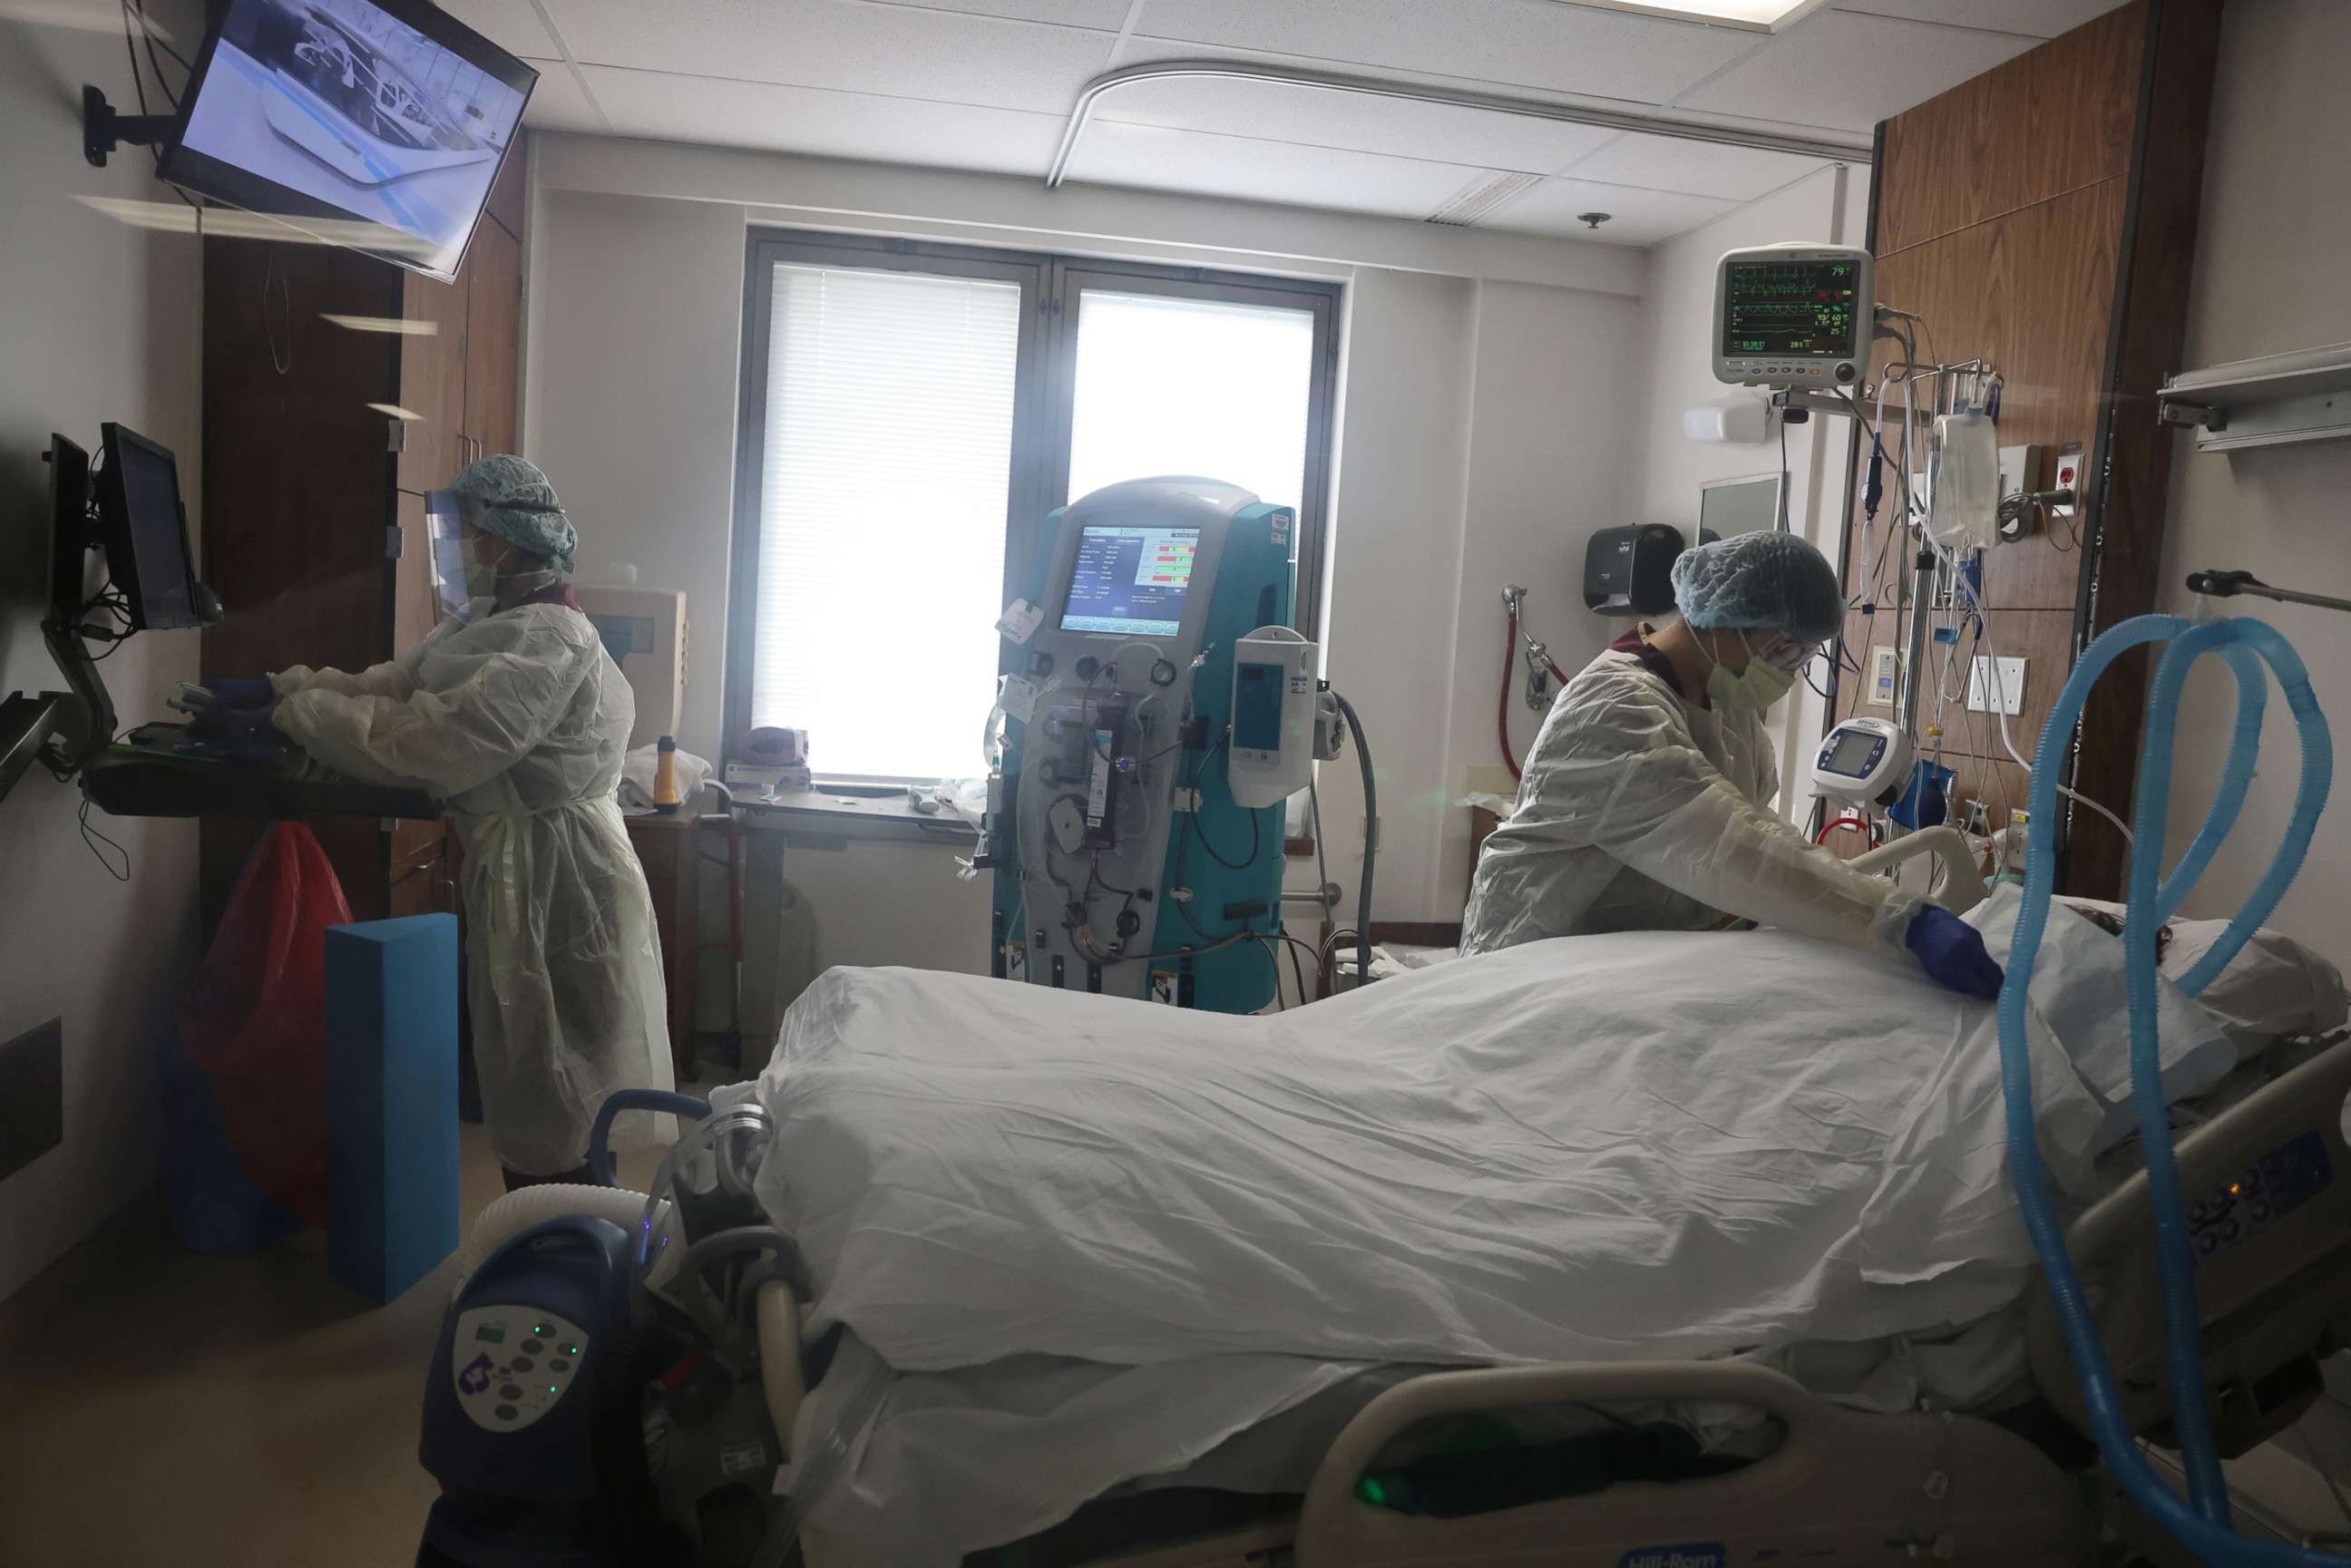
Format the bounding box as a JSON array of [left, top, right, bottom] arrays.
[[525, 138, 1650, 946], [1624, 163, 1868, 823], [1430, 280, 1643, 911], [1314, 268, 1478, 925], [531, 190, 746, 763], [2154, 0, 2351, 972], [0, 2, 205, 1301]]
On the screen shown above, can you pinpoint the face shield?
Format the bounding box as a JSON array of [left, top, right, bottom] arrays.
[[427, 490, 496, 624]]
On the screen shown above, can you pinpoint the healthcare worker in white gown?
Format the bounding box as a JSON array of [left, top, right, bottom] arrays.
[[190, 455, 674, 1188], [1461, 530, 2004, 998]]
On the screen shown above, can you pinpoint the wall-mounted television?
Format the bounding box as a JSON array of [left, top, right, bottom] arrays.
[[160, 0, 535, 282]]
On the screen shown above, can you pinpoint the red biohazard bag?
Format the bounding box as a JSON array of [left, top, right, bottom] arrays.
[[180, 823, 352, 1228]]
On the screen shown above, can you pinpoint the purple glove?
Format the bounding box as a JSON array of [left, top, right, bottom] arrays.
[[207, 676, 275, 709], [188, 698, 279, 744], [1905, 906, 2005, 1000]]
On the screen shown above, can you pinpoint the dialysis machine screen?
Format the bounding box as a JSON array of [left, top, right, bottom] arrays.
[[164, 0, 535, 281], [1060, 525, 1201, 637], [1721, 258, 1865, 361]]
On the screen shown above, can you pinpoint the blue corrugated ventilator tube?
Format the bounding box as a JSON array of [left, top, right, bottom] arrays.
[[2000, 612, 2335, 1563]]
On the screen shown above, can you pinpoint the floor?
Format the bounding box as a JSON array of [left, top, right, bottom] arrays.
[[0, 1124, 666, 1568]]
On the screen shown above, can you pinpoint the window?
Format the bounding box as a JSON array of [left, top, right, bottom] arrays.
[[730, 235, 1337, 782]]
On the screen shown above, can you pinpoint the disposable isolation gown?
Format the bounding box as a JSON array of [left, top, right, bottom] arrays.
[[271, 601, 673, 1173], [1460, 648, 1920, 956]]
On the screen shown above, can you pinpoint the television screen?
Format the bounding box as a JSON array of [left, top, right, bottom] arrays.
[[161, 0, 535, 282]]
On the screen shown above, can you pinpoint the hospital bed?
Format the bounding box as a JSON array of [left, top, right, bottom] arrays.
[[460, 829, 2351, 1567], [739, 1029, 2351, 1568]]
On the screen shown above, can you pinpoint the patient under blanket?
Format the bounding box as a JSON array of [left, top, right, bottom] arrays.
[[727, 897, 2253, 1566]]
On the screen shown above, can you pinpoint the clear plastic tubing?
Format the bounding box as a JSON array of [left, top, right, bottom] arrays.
[[2000, 612, 2332, 1564]]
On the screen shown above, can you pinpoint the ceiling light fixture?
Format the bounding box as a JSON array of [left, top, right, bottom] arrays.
[[1552, 0, 1824, 33]]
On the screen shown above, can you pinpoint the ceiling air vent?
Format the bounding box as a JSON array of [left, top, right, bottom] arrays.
[[1425, 170, 1543, 228]]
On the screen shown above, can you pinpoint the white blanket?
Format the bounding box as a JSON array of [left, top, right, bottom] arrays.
[[737, 910, 2235, 1565]]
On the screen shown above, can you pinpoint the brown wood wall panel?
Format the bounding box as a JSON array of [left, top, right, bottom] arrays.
[[1868, 182, 2123, 613], [1837, 0, 2220, 900], [1876, 2, 2142, 256], [2065, 0, 2227, 899]]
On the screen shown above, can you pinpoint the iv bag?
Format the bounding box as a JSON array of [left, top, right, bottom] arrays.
[[1927, 409, 1999, 551]]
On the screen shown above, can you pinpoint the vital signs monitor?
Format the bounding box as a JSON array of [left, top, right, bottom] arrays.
[[1713, 243, 1874, 389]]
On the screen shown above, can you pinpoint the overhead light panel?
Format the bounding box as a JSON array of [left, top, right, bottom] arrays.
[[1554, 0, 1823, 32]]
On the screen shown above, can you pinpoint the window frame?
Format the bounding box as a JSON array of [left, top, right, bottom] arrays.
[[727, 229, 1341, 783]]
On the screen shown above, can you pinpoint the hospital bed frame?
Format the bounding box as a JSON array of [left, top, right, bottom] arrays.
[[721, 836, 2340, 1565], [755, 1049, 2351, 1564]]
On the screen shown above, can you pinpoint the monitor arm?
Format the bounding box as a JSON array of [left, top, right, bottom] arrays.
[[83, 86, 176, 170]]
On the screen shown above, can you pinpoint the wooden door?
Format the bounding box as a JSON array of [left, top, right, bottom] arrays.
[[200, 239, 404, 929], [463, 218, 523, 461], [395, 268, 471, 494]]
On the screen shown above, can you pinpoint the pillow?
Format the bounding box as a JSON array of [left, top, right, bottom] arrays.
[[1966, 886, 2239, 1151], [2059, 897, 2348, 1054]]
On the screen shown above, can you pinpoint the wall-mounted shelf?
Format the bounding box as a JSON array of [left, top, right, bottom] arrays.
[[2159, 342, 2351, 453]]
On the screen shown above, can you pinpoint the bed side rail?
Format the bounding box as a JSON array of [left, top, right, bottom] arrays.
[[1847, 825, 1986, 915], [1293, 1360, 2087, 1568], [2026, 1035, 2351, 1455]]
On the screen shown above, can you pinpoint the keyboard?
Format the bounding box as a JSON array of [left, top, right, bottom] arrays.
[[81, 723, 438, 821]]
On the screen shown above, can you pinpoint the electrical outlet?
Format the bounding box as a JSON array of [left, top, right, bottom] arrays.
[[0, 1018, 63, 1183], [1968, 655, 2028, 716], [1869, 648, 1899, 707], [2051, 449, 2083, 517]]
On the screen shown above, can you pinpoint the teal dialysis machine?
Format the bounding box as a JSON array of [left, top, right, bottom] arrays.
[[982, 477, 1312, 1013]]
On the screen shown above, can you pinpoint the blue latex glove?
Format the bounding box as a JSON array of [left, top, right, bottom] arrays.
[[1905, 906, 2005, 1000], [207, 676, 275, 709], [187, 698, 278, 743]]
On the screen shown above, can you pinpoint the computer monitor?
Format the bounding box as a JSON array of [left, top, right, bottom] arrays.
[[1699, 473, 1783, 538], [1059, 523, 1202, 638], [161, 0, 536, 283], [95, 424, 199, 631]]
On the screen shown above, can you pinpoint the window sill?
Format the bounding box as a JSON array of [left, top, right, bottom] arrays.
[[733, 786, 980, 850]]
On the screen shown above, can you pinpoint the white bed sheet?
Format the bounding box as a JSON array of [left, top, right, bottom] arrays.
[[735, 916, 2237, 1566]]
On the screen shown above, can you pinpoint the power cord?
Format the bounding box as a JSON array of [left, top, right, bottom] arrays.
[[79, 795, 132, 881]]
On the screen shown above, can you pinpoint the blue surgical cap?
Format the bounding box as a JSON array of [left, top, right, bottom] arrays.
[[1669, 531, 1845, 647], [450, 453, 578, 574]]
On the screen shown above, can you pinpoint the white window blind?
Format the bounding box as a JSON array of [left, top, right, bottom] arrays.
[[751, 263, 1021, 779], [1066, 290, 1315, 511]]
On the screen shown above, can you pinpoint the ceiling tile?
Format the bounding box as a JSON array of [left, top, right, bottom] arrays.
[[1826, 0, 2125, 39], [521, 59, 607, 131], [578, 65, 1064, 175], [1063, 120, 1488, 220], [1479, 176, 1735, 246], [1564, 130, 1827, 200], [1130, 0, 1760, 107], [868, 0, 1133, 24], [1088, 73, 1618, 173], [1676, 9, 2035, 131], [542, 0, 1116, 113], [437, 0, 565, 59]]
